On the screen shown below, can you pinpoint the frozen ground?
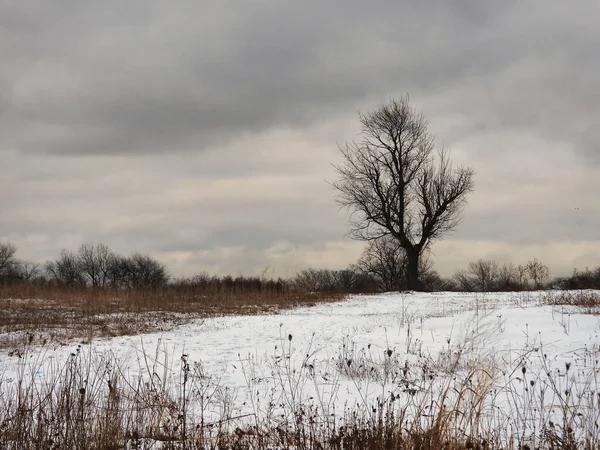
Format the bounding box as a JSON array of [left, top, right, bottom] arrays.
[[1, 291, 599, 445]]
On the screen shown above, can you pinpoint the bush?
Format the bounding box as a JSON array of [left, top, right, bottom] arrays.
[[552, 266, 600, 290], [293, 268, 375, 293]]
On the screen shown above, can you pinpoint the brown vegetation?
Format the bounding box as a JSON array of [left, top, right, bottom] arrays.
[[0, 282, 342, 350], [1, 320, 597, 449]]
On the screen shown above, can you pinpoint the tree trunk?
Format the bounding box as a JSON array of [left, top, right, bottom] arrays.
[[406, 248, 426, 291]]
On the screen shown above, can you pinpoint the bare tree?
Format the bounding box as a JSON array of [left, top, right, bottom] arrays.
[[420, 269, 450, 291], [125, 253, 169, 289], [294, 268, 365, 293], [468, 259, 499, 292], [0, 242, 17, 277], [295, 269, 337, 293], [516, 264, 529, 289], [496, 263, 518, 291], [333, 96, 474, 290], [107, 254, 131, 288], [526, 258, 550, 290], [78, 243, 115, 288], [332, 268, 362, 292], [15, 261, 41, 283], [453, 269, 473, 292], [45, 250, 85, 287]]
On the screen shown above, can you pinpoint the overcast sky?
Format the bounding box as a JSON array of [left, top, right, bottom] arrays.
[[1, 1, 599, 279]]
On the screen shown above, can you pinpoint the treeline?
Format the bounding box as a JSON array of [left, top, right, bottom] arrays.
[[293, 260, 600, 293], [291, 235, 600, 293], [1, 240, 599, 294], [0, 242, 288, 293], [448, 258, 599, 292], [1, 242, 169, 289]]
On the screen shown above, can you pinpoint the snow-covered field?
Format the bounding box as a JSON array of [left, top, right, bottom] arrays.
[[1, 291, 599, 447]]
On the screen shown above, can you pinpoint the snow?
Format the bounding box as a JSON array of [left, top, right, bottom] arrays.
[[1, 291, 599, 444]]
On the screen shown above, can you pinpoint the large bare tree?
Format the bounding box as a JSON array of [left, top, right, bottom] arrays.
[[333, 96, 474, 290]]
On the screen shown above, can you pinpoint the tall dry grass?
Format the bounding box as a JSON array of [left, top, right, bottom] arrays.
[[2, 319, 598, 449]]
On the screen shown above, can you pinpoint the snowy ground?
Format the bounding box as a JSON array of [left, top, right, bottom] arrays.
[[1, 291, 599, 445]]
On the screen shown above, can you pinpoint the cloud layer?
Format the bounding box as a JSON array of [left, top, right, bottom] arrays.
[[2, 1, 599, 278]]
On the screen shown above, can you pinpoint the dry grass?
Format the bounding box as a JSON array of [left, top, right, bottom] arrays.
[[2, 324, 597, 449], [541, 290, 600, 315], [0, 283, 343, 350], [3, 287, 600, 448]]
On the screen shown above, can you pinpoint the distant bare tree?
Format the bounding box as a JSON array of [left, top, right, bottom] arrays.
[[426, 271, 453, 291], [125, 253, 169, 289], [516, 264, 529, 289], [526, 258, 550, 289], [468, 259, 499, 292], [106, 255, 131, 288], [333, 268, 362, 292], [15, 261, 41, 283], [453, 269, 474, 291], [558, 266, 600, 290], [78, 243, 115, 288], [45, 250, 85, 287], [295, 269, 336, 292], [496, 263, 518, 291], [357, 236, 408, 291], [333, 95, 474, 290], [0, 242, 17, 277], [294, 268, 365, 293]]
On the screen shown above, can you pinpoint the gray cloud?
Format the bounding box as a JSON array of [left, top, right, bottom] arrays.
[[2, 1, 600, 277], [578, 125, 600, 163], [5, 1, 584, 156]]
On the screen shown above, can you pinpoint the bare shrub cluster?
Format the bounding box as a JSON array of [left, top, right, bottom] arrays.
[[293, 268, 375, 294], [553, 266, 600, 290], [452, 258, 551, 292]]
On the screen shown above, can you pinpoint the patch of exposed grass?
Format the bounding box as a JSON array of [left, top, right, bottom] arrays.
[[0, 283, 343, 349]]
